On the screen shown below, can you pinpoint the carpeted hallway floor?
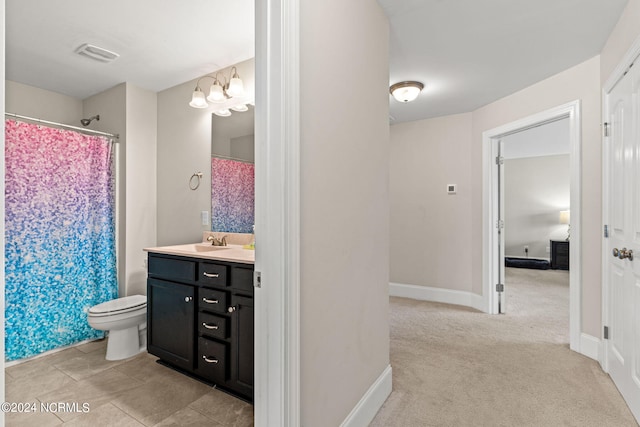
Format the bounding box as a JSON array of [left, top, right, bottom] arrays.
[[371, 267, 638, 426]]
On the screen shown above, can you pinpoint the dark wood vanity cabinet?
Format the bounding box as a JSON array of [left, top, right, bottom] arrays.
[[146, 253, 254, 401]]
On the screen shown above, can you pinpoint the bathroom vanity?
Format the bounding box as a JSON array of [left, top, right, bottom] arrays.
[[144, 243, 254, 401]]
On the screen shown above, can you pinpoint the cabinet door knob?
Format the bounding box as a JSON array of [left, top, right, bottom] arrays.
[[202, 322, 219, 330], [227, 306, 236, 313], [202, 355, 219, 364], [184, 296, 193, 302]]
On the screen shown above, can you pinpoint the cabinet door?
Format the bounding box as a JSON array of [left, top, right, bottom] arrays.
[[147, 278, 195, 370], [229, 294, 254, 399]]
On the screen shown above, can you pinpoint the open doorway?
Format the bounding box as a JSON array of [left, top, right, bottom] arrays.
[[501, 119, 571, 341], [482, 100, 582, 353]]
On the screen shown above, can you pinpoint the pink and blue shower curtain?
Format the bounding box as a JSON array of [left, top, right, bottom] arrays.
[[211, 157, 255, 233], [5, 120, 118, 361]]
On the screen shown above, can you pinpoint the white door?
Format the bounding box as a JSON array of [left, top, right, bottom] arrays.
[[605, 56, 640, 422]]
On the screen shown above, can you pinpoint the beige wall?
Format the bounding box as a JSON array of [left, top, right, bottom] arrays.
[[601, 0, 640, 83], [156, 58, 254, 246], [6, 81, 82, 123], [125, 86, 158, 296], [504, 155, 570, 259], [300, 0, 390, 425], [390, 56, 602, 336], [390, 113, 473, 290]]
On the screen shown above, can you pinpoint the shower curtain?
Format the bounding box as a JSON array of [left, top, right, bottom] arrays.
[[5, 119, 118, 361]]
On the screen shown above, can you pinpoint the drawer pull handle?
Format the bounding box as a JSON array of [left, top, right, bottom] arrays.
[[202, 322, 219, 330], [202, 297, 219, 304], [202, 355, 219, 364], [203, 272, 220, 278]]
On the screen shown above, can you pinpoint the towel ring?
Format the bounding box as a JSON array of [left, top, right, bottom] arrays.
[[189, 172, 203, 190]]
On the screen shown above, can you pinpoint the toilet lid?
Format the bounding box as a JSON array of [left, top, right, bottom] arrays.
[[89, 295, 147, 316]]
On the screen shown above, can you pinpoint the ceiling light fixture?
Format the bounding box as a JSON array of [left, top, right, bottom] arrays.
[[389, 81, 424, 103], [189, 67, 246, 111]]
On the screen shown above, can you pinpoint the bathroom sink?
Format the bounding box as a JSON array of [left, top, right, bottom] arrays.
[[175, 244, 231, 253]]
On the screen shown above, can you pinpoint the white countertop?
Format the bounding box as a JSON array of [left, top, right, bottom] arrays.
[[144, 243, 255, 265]]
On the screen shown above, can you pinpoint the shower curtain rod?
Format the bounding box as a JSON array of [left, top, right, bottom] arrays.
[[5, 112, 120, 140]]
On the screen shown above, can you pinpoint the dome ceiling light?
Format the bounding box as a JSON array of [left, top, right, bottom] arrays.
[[389, 81, 424, 103]]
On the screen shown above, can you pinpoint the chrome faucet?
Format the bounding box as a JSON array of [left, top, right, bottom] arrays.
[[207, 235, 227, 246]]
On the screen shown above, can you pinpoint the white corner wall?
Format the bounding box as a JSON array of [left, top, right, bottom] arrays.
[[156, 58, 254, 246], [300, 0, 391, 425]]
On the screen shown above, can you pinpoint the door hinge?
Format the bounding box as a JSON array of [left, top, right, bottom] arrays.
[[253, 271, 262, 288], [496, 283, 504, 292], [495, 156, 504, 165], [603, 122, 610, 137], [604, 224, 609, 238], [604, 326, 609, 340], [496, 220, 505, 230]]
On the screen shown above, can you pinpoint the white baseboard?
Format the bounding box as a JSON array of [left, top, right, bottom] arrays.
[[580, 333, 601, 362], [340, 365, 392, 427], [390, 282, 486, 313]]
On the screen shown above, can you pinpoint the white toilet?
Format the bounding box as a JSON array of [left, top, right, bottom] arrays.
[[87, 295, 147, 361]]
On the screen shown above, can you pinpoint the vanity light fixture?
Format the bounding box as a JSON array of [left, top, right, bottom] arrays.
[[389, 81, 424, 103], [189, 67, 246, 110]]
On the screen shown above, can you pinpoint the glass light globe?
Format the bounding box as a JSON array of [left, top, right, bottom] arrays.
[[230, 104, 248, 112], [207, 82, 225, 103], [214, 109, 232, 117], [227, 77, 244, 97], [189, 88, 208, 108]]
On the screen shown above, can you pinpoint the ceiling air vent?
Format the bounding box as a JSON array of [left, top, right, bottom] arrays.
[[74, 43, 119, 63]]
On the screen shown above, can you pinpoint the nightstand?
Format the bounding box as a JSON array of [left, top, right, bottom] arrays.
[[550, 240, 569, 270]]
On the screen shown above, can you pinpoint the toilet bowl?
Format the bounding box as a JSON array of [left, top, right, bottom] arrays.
[[88, 295, 147, 361]]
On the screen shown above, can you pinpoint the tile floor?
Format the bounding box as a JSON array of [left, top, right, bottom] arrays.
[[5, 340, 254, 426]]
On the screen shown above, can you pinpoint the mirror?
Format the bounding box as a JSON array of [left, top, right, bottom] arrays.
[[210, 105, 255, 233]]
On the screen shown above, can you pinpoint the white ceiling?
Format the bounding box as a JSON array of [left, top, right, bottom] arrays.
[[6, 0, 255, 100], [6, 0, 630, 123]]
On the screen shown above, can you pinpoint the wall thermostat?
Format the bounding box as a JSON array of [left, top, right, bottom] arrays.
[[447, 184, 457, 194]]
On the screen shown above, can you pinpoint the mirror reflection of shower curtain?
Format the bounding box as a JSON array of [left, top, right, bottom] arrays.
[[4, 119, 118, 361], [211, 157, 255, 233]]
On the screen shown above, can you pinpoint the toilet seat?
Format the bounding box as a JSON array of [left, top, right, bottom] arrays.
[[89, 295, 147, 317]]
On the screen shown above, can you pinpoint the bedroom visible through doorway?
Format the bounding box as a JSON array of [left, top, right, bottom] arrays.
[[501, 118, 571, 341]]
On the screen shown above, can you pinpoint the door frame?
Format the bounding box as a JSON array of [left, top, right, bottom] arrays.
[[482, 100, 582, 353], [254, 0, 301, 425], [601, 35, 640, 373]]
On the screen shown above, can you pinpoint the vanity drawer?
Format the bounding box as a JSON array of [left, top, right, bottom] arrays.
[[148, 256, 196, 282], [199, 288, 227, 313], [197, 337, 228, 383], [198, 312, 228, 340], [199, 262, 228, 286]]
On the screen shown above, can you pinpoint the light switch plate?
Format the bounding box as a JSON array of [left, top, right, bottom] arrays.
[[201, 210, 209, 225]]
